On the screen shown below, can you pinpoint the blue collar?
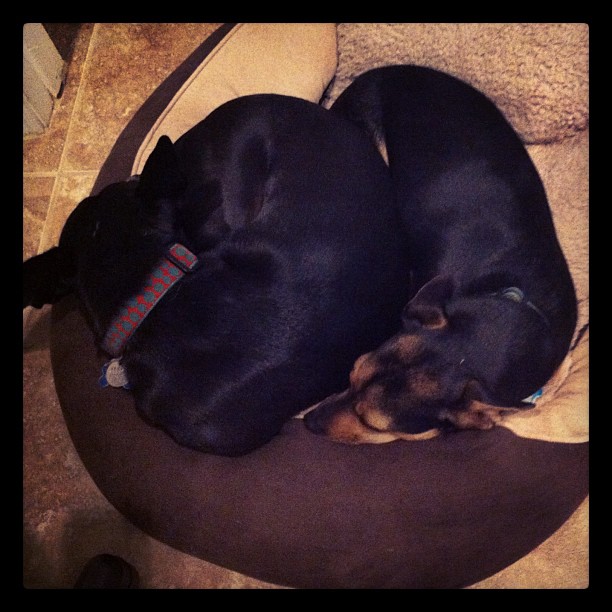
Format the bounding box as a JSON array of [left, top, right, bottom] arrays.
[[101, 243, 199, 356]]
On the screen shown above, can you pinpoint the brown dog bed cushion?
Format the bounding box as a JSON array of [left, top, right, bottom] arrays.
[[50, 24, 588, 589]]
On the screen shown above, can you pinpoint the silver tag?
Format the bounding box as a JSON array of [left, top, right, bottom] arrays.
[[99, 358, 131, 389]]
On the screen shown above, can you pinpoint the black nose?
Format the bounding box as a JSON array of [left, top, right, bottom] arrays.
[[303, 409, 325, 434]]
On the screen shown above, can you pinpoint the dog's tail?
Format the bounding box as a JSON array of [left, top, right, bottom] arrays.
[[330, 72, 389, 165]]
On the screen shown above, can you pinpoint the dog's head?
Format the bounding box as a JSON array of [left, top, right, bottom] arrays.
[[23, 137, 198, 323], [304, 275, 546, 444]]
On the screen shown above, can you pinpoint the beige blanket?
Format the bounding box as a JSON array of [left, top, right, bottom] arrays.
[[323, 23, 589, 144], [132, 23, 337, 175], [505, 131, 589, 443]]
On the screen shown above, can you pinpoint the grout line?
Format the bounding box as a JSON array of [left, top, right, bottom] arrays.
[[23, 171, 58, 178], [25, 169, 100, 179], [57, 23, 99, 176], [38, 24, 99, 256]]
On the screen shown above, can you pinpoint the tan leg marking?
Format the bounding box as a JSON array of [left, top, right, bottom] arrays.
[[440, 401, 504, 430]]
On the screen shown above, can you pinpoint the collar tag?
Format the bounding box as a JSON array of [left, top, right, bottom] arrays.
[[99, 358, 131, 389], [522, 388, 543, 406]]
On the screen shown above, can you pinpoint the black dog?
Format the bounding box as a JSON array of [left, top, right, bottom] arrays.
[[304, 65, 577, 443], [23, 94, 412, 456]]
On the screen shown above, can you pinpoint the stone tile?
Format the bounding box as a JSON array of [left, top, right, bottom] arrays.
[[23, 24, 94, 174], [23, 333, 137, 588], [24, 22, 293, 591], [23, 175, 54, 260], [141, 539, 283, 589], [63, 23, 222, 173]]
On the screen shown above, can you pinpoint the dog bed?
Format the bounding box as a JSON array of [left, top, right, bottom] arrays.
[[50, 23, 588, 589]]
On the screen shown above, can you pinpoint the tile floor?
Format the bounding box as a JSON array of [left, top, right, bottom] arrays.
[[23, 23, 280, 589], [23, 23, 588, 589]]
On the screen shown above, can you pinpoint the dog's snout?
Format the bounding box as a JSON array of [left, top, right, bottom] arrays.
[[303, 390, 353, 437], [303, 409, 326, 434]]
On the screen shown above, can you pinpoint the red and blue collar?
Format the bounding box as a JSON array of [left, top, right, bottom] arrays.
[[101, 243, 199, 356]]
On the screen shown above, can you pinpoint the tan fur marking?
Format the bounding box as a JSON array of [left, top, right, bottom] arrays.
[[349, 352, 378, 390], [376, 136, 389, 166], [356, 400, 394, 431], [440, 401, 504, 430], [410, 371, 441, 399], [396, 428, 441, 441], [424, 313, 448, 330], [325, 408, 402, 445], [393, 334, 423, 363]]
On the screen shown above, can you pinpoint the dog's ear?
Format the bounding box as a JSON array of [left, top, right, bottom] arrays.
[[136, 136, 186, 203], [441, 380, 534, 430], [402, 275, 455, 330], [23, 246, 75, 309]]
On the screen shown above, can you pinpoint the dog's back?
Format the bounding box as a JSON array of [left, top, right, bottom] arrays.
[[131, 96, 413, 453], [24, 94, 412, 455]]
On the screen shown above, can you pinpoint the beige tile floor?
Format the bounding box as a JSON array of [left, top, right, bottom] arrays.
[[23, 22, 281, 589], [23, 23, 588, 589]]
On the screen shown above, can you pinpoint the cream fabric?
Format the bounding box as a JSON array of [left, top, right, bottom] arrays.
[[500, 130, 589, 443], [132, 23, 338, 175], [323, 23, 589, 144]]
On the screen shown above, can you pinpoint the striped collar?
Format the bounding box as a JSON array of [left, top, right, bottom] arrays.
[[101, 243, 199, 356]]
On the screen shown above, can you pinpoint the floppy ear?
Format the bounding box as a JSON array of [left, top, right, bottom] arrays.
[[23, 246, 75, 309], [136, 136, 186, 203], [402, 275, 455, 330], [441, 380, 534, 431]]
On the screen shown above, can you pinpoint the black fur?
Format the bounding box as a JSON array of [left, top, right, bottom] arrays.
[[23, 94, 412, 455]]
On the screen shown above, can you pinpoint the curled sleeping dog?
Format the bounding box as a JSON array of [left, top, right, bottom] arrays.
[[23, 94, 412, 456], [304, 65, 577, 444]]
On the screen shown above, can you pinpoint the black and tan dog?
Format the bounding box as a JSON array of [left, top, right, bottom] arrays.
[[23, 94, 412, 456], [304, 65, 577, 443]]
